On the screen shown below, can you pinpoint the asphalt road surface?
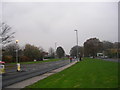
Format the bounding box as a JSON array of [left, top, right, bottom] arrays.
[[2, 59, 71, 88], [102, 58, 120, 62]]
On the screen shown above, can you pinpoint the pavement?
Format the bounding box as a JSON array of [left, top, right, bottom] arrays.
[[5, 60, 77, 89]]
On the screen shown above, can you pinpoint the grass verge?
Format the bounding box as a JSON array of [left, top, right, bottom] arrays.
[[25, 58, 118, 88]]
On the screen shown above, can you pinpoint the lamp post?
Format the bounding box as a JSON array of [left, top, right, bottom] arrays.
[[16, 40, 20, 71], [74, 30, 79, 61], [16, 40, 19, 63]]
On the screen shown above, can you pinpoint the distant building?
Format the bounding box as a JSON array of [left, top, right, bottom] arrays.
[[97, 52, 107, 59], [97, 53, 104, 58], [42, 52, 48, 57]]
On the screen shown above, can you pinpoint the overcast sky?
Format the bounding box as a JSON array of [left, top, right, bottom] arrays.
[[2, 1, 118, 54]]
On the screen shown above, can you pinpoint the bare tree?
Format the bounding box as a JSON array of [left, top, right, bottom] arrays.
[[0, 22, 15, 46], [70, 45, 84, 58], [84, 38, 103, 58], [48, 47, 55, 58], [2, 43, 18, 62]]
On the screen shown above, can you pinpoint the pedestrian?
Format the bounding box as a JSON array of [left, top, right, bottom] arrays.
[[70, 57, 72, 63], [79, 55, 82, 61]]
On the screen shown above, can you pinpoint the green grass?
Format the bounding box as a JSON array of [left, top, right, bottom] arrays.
[[26, 58, 118, 88], [7, 58, 68, 65]]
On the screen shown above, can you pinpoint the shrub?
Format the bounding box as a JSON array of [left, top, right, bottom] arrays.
[[20, 56, 31, 62], [3, 55, 13, 63]]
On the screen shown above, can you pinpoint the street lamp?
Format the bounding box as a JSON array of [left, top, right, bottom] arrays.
[[74, 30, 79, 61], [16, 40, 19, 63], [16, 40, 21, 72]]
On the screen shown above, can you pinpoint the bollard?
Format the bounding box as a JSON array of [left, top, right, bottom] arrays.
[[0, 65, 5, 74], [0, 61, 5, 74], [17, 63, 21, 72]]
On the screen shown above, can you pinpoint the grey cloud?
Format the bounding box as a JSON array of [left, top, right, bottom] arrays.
[[2, 2, 118, 54]]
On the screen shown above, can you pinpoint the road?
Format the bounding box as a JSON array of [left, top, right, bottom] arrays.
[[2, 59, 71, 88], [102, 58, 120, 62]]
